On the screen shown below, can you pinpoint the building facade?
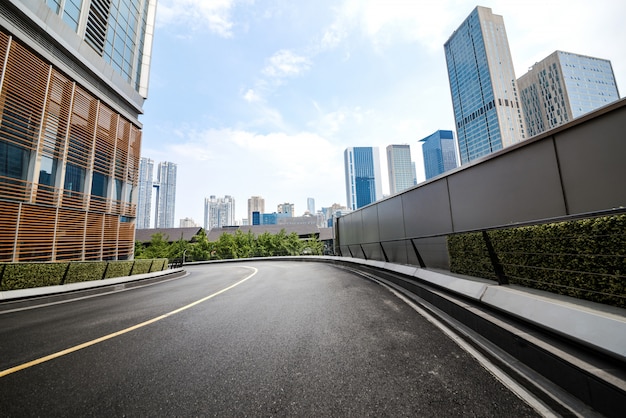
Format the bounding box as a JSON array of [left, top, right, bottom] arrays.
[[307, 197, 315, 215], [0, 0, 156, 261], [517, 51, 620, 137], [344, 147, 382, 210], [248, 196, 265, 226], [277, 203, 294, 217], [386, 144, 414, 194], [204, 195, 235, 230], [444, 6, 526, 165], [137, 157, 154, 229], [154, 161, 176, 228], [420, 130, 459, 180]]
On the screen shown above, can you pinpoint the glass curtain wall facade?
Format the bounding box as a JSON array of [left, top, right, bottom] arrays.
[[517, 51, 620, 137], [386, 144, 414, 194], [344, 147, 383, 210], [154, 161, 176, 228], [445, 6, 526, 165], [248, 196, 265, 226], [420, 130, 459, 180], [0, 1, 156, 261], [136, 157, 153, 229]]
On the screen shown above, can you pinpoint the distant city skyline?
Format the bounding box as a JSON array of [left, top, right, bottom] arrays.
[[140, 1, 625, 223], [344, 147, 383, 210]]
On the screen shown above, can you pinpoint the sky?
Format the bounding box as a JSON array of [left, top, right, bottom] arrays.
[[139, 0, 626, 225]]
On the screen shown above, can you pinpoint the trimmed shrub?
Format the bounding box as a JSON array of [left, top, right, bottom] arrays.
[[0, 262, 69, 291], [150, 258, 168, 272], [448, 214, 626, 308], [64, 262, 107, 284], [104, 261, 134, 279], [131, 259, 153, 275]]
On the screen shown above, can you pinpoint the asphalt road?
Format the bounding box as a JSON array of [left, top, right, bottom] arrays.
[[0, 261, 542, 417]]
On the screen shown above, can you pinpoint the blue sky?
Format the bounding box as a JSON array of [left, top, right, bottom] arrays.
[[140, 0, 626, 224]]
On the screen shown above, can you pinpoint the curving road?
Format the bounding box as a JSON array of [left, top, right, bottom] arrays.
[[0, 261, 542, 416]]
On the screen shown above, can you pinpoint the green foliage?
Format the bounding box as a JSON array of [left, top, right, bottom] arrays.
[[448, 214, 626, 308], [149, 258, 168, 272], [0, 262, 68, 290], [103, 260, 134, 279], [131, 259, 154, 275], [136, 233, 170, 259], [64, 262, 107, 284]]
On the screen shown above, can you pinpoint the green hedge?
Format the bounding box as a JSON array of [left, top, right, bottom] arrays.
[[0, 258, 171, 291], [64, 262, 107, 284], [448, 214, 626, 308]]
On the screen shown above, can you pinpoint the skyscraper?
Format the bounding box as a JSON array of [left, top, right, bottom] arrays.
[[277, 203, 295, 217], [155, 161, 177, 228], [444, 6, 526, 165], [248, 196, 265, 225], [0, 0, 156, 261], [517, 51, 620, 137], [420, 130, 459, 180], [386, 144, 414, 194], [344, 147, 383, 210], [204, 195, 235, 230], [307, 198, 315, 215], [137, 157, 154, 229]]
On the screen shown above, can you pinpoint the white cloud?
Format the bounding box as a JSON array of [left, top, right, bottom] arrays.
[[158, 127, 345, 222], [262, 50, 312, 78], [242, 88, 261, 103], [156, 0, 236, 37]]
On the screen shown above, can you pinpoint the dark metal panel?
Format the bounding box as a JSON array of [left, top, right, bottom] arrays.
[[413, 237, 449, 269], [361, 205, 380, 244], [402, 180, 453, 238], [378, 197, 405, 241], [554, 107, 626, 214], [381, 241, 409, 265], [361, 242, 382, 261], [448, 139, 566, 232]]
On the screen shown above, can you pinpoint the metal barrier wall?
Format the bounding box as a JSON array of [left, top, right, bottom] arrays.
[[336, 98, 626, 270]]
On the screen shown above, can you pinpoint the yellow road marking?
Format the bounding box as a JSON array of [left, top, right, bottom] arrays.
[[0, 267, 257, 378]]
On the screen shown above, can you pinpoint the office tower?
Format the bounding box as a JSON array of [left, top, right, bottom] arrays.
[[307, 198, 315, 215], [444, 6, 526, 165], [0, 1, 156, 261], [386, 144, 414, 194], [277, 203, 295, 217], [248, 196, 265, 225], [154, 161, 176, 228], [517, 51, 620, 137], [137, 157, 154, 229], [344, 147, 383, 210], [420, 130, 459, 180], [204, 195, 235, 230]]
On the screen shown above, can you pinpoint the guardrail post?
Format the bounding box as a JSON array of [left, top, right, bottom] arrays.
[[102, 261, 110, 280], [360, 244, 368, 260], [482, 231, 508, 285], [60, 262, 71, 285]]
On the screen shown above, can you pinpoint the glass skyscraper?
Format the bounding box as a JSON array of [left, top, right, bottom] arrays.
[[444, 6, 526, 165], [0, 0, 156, 261], [137, 157, 154, 229], [420, 130, 459, 180], [517, 51, 620, 137], [344, 147, 383, 210], [155, 161, 177, 228], [386, 145, 414, 194]]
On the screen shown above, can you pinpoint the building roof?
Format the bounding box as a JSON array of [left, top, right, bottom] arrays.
[[206, 225, 334, 241], [135, 227, 203, 244]]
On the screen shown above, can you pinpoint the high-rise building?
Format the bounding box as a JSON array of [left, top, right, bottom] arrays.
[[420, 130, 459, 180], [386, 144, 414, 194], [517, 51, 620, 137], [307, 198, 315, 215], [204, 195, 235, 230], [277, 203, 295, 217], [248, 196, 265, 225], [0, 1, 156, 261], [137, 157, 154, 229], [154, 161, 177, 228], [179, 217, 198, 228], [344, 147, 383, 210], [444, 6, 526, 165]]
